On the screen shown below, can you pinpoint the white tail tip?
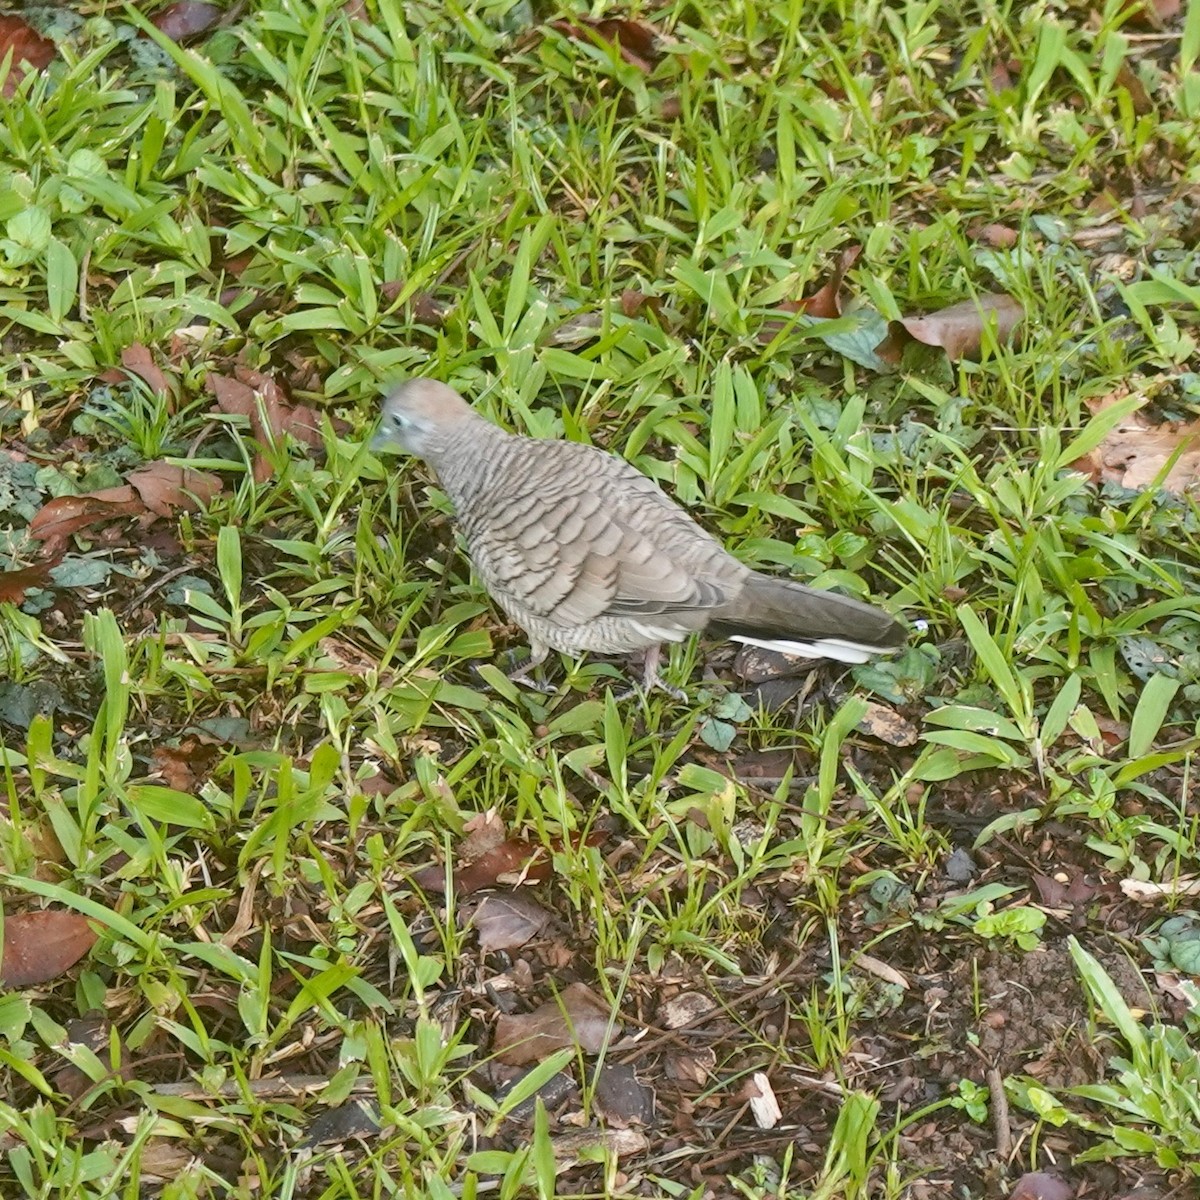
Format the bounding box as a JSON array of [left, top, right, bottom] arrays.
[[730, 635, 890, 665]]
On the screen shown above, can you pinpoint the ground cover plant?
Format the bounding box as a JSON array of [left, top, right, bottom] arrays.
[[1, 0, 1199, 1196]]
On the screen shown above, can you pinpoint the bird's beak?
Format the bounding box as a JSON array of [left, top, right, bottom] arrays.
[[369, 424, 392, 454]]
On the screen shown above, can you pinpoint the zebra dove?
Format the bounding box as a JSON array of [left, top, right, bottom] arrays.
[[371, 380, 906, 693]]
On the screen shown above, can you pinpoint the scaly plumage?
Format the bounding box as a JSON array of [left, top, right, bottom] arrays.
[[371, 380, 906, 693]]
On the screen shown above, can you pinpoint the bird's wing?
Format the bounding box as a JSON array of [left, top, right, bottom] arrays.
[[465, 441, 736, 630]]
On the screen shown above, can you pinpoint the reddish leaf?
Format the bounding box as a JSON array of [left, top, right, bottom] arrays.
[[414, 838, 552, 896], [1008, 1173, 1073, 1200], [380, 281, 449, 326], [1122, 0, 1181, 28], [413, 810, 604, 896], [1, 909, 97, 986], [549, 17, 664, 73], [759, 245, 861, 341], [620, 289, 663, 320], [207, 369, 322, 482], [127, 462, 222, 518], [0, 16, 55, 97], [493, 982, 619, 1066], [795, 244, 861, 320], [878, 293, 1024, 363], [969, 223, 1019, 249], [151, 737, 219, 792], [0, 560, 56, 604], [151, 1, 223, 42], [119, 344, 173, 397], [28, 487, 147, 554]]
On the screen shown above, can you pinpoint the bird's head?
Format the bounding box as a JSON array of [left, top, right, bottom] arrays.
[[370, 379, 478, 462]]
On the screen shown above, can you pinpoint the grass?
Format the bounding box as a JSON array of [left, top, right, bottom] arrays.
[[2, 0, 1200, 1195]]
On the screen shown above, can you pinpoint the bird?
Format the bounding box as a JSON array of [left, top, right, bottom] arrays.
[[371, 379, 907, 695]]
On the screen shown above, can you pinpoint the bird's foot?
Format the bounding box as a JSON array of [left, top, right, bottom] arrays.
[[611, 644, 689, 702], [502, 646, 556, 694]]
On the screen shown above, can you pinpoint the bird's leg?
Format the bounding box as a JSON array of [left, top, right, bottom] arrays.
[[613, 643, 689, 702], [504, 641, 556, 694]]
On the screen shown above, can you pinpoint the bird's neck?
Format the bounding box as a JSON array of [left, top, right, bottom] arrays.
[[427, 418, 511, 507]]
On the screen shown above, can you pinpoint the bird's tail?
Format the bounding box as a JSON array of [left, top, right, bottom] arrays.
[[707, 573, 907, 664]]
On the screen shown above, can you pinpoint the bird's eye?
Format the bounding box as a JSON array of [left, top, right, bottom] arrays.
[[391, 413, 407, 428]]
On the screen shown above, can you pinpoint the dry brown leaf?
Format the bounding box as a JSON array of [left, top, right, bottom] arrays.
[[207, 368, 322, 482], [759, 245, 861, 342], [1071, 393, 1200, 493], [119, 343, 173, 397], [1084, 417, 1195, 492], [548, 16, 663, 73], [28, 487, 147, 554], [853, 953, 910, 989], [879, 293, 1025, 362], [969, 223, 1019, 249], [151, 1, 223, 41], [592, 1062, 655, 1128], [127, 462, 222, 518], [1122, 0, 1181, 28], [0, 909, 97, 986], [1008, 1172, 1073, 1200], [0, 15, 55, 97], [858, 702, 918, 747], [151, 737, 219, 792], [0, 560, 56, 604], [471, 893, 553, 953], [493, 981, 618, 1066]]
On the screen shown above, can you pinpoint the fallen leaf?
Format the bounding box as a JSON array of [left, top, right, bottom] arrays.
[[414, 811, 605, 895], [858, 701, 918, 746], [969, 223, 1019, 249], [127, 462, 222, 518], [1031, 873, 1100, 911], [0, 15, 55, 97], [759, 245, 861, 341], [1121, 877, 1200, 902], [853, 953, 910, 989], [660, 991, 718, 1030], [1122, 0, 1181, 29], [621, 289, 649, 318], [988, 57, 1020, 91], [743, 1072, 782, 1129], [548, 16, 664, 73], [151, 1, 223, 41], [0, 560, 56, 604], [1114, 62, 1153, 116], [593, 1062, 655, 1128], [207, 368, 322, 482], [733, 644, 818, 683], [430, 839, 551, 895], [546, 312, 604, 347], [28, 487, 147, 555], [305, 1099, 382, 1145], [493, 981, 618, 1066], [878, 293, 1025, 363], [471, 893, 553, 953], [1008, 1172, 1073, 1200], [0, 909, 97, 986], [151, 737, 219, 792], [1070, 392, 1200, 493], [118, 344, 173, 397]]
